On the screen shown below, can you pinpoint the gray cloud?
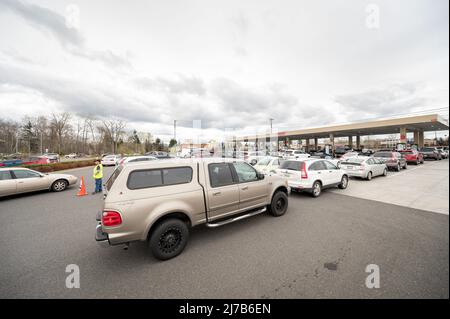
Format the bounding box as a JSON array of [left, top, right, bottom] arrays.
[[0, 59, 436, 134], [0, 0, 130, 68], [0, 62, 153, 122], [134, 75, 206, 96], [334, 83, 428, 118], [0, 0, 84, 47], [210, 78, 298, 114]]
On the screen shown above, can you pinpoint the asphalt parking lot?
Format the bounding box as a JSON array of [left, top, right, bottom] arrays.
[[0, 160, 448, 298]]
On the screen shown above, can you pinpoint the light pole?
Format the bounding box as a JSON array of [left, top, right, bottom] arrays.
[[173, 120, 177, 141], [269, 118, 274, 154]]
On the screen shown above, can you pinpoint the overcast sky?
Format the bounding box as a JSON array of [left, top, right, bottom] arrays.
[[0, 0, 448, 141]]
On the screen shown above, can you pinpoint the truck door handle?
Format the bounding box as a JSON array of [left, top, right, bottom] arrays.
[[212, 191, 221, 196], [242, 186, 248, 190]]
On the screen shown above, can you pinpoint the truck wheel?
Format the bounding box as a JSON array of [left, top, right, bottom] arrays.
[[268, 191, 288, 217], [149, 219, 189, 260]]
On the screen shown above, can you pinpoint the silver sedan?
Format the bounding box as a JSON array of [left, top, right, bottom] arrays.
[[0, 167, 78, 197], [340, 156, 388, 180]]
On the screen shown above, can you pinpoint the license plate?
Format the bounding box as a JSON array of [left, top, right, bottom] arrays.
[[345, 166, 354, 170]]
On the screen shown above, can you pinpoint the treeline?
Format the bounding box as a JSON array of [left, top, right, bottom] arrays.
[[0, 112, 168, 156]]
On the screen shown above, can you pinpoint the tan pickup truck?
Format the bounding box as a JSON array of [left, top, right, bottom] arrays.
[[96, 158, 289, 260]]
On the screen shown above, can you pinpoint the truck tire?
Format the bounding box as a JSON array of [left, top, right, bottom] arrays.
[[268, 191, 288, 217], [149, 218, 189, 260]]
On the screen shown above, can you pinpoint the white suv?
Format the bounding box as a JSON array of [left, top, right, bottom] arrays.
[[276, 158, 348, 197], [283, 149, 311, 160]]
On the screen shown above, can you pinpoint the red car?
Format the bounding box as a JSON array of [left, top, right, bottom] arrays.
[[399, 149, 424, 165], [22, 156, 50, 165]]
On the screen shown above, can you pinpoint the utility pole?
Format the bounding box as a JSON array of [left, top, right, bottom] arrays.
[[269, 118, 274, 155], [174, 120, 177, 142]]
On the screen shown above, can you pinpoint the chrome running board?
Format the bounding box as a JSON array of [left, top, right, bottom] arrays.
[[206, 207, 267, 228]]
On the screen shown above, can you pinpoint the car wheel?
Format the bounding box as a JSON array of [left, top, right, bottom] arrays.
[[51, 179, 68, 192], [383, 168, 388, 176], [311, 181, 322, 197], [396, 163, 401, 172], [338, 175, 348, 189], [149, 218, 189, 261], [415, 160, 419, 165], [366, 171, 372, 181], [403, 163, 407, 169], [268, 191, 288, 217]]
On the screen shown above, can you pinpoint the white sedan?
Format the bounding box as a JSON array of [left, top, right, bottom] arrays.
[[0, 167, 77, 197], [253, 156, 280, 175], [340, 156, 388, 180], [117, 155, 157, 166], [283, 149, 311, 160], [101, 155, 122, 166]]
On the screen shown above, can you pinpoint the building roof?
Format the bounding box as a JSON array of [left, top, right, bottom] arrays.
[[235, 114, 449, 141]]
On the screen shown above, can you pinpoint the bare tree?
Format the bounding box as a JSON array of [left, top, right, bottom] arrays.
[[102, 119, 126, 153], [51, 112, 71, 154]]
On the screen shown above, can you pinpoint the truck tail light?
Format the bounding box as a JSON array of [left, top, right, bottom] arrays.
[[301, 163, 308, 179], [102, 211, 122, 226]]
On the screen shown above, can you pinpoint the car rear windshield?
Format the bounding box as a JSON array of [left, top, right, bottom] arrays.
[[373, 152, 392, 157], [400, 150, 413, 154], [421, 148, 435, 152], [105, 166, 123, 191], [279, 160, 303, 171], [342, 158, 365, 165], [127, 166, 192, 190], [256, 158, 271, 166]]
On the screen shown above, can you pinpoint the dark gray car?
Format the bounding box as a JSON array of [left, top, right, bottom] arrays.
[[373, 151, 407, 171], [419, 147, 441, 160]]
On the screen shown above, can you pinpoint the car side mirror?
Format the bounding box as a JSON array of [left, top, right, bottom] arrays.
[[257, 172, 265, 180]]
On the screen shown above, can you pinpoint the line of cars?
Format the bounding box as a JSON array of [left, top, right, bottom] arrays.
[[240, 145, 448, 198]]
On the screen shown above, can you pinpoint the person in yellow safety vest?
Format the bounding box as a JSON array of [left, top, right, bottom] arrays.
[[92, 160, 103, 195]]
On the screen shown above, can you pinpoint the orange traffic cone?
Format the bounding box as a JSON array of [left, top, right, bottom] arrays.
[[77, 176, 88, 196]]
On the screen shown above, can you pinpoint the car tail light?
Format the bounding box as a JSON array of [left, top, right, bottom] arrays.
[[102, 211, 122, 226], [301, 163, 308, 179]]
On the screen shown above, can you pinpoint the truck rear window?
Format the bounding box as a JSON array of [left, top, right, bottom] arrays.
[[279, 160, 303, 171], [106, 166, 123, 191], [127, 167, 192, 190]]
